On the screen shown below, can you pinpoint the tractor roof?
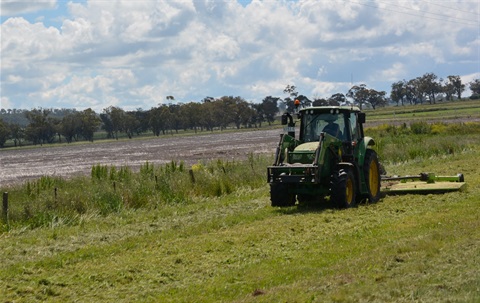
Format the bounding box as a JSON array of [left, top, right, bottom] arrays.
[[299, 106, 361, 113]]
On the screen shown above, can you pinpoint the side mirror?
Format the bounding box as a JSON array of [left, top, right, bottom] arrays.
[[281, 113, 289, 125], [358, 112, 366, 124]]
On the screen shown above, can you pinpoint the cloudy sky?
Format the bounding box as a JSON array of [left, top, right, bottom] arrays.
[[1, 0, 479, 112]]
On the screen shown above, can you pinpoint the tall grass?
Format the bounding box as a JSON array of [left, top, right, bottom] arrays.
[[2, 123, 479, 232], [1, 154, 271, 231], [367, 122, 480, 165]]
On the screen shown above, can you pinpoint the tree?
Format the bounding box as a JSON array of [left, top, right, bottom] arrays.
[[261, 96, 279, 126], [347, 84, 368, 109], [8, 122, 24, 147], [328, 93, 346, 106], [182, 102, 203, 133], [79, 108, 101, 141], [406, 78, 423, 104], [312, 98, 328, 106], [0, 119, 9, 147], [442, 78, 456, 101], [283, 84, 298, 112], [366, 89, 387, 109], [123, 111, 140, 139], [148, 106, 164, 136], [469, 79, 480, 98], [60, 112, 82, 143], [418, 73, 442, 104], [102, 106, 125, 139], [168, 104, 186, 134], [390, 81, 407, 106], [24, 108, 58, 145], [446, 75, 465, 100]]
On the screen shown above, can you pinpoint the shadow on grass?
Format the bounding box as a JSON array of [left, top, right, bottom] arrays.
[[273, 193, 390, 215]]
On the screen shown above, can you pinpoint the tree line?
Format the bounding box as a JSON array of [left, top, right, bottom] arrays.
[[0, 96, 279, 147], [1, 73, 478, 148]]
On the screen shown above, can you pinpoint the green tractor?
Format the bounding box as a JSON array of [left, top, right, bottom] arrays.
[[267, 105, 381, 208]]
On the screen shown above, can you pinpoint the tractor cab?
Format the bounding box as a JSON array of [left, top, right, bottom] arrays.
[[298, 107, 364, 144]]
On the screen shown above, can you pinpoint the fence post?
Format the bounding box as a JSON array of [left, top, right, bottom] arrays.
[[2, 192, 8, 224], [189, 169, 196, 184]]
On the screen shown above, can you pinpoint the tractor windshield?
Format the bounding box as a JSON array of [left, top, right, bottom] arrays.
[[302, 112, 346, 142]]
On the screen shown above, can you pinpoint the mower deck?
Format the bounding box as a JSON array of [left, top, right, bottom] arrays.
[[381, 180, 466, 194]]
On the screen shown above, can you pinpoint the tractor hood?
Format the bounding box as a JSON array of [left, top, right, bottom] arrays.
[[294, 142, 319, 152]]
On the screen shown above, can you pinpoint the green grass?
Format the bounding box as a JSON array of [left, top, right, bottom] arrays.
[[1, 123, 479, 302], [364, 99, 480, 124]]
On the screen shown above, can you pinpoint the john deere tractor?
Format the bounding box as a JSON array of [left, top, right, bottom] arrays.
[[267, 105, 381, 208]]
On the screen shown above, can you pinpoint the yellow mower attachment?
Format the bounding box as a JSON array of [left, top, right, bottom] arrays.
[[381, 173, 466, 194]]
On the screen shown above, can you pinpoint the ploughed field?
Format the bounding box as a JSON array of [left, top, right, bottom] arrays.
[[0, 129, 280, 186]]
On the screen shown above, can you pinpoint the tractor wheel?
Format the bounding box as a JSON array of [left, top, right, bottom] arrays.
[[330, 168, 356, 208], [361, 149, 381, 203], [270, 183, 296, 207]]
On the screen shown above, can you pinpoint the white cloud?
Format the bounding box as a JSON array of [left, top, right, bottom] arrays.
[[0, 0, 56, 16], [1, 0, 478, 111]]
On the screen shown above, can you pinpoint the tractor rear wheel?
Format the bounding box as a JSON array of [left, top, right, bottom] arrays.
[[331, 167, 356, 208], [360, 149, 381, 203], [270, 183, 296, 207]]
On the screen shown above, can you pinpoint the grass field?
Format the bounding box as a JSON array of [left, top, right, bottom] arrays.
[[1, 103, 479, 302]]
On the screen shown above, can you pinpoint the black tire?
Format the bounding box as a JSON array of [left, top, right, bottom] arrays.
[[360, 149, 381, 203], [270, 183, 296, 207], [330, 167, 356, 208]]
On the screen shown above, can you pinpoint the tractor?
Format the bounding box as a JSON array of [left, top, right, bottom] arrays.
[[267, 105, 381, 208]]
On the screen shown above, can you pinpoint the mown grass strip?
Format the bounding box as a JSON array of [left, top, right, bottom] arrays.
[[1, 123, 479, 302]]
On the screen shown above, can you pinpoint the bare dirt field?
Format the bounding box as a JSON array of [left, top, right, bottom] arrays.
[[2, 115, 477, 187], [0, 129, 281, 186]]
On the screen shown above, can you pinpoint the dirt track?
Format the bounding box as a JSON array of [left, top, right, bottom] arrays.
[[0, 129, 281, 186]]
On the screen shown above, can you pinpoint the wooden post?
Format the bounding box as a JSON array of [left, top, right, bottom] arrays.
[[189, 169, 196, 184], [2, 192, 8, 224]]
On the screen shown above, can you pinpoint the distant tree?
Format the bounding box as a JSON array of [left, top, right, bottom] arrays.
[[132, 109, 149, 135], [202, 96, 215, 103], [390, 80, 407, 106], [446, 75, 465, 100], [123, 111, 140, 139], [102, 106, 125, 139], [328, 93, 346, 106], [406, 78, 423, 104], [24, 108, 58, 145], [181, 102, 201, 133], [347, 84, 369, 109], [366, 89, 388, 109], [0, 119, 9, 147], [312, 98, 328, 106], [261, 96, 280, 126], [168, 103, 185, 134], [100, 113, 114, 139], [418, 73, 442, 104], [442, 78, 456, 101], [200, 101, 217, 131], [60, 112, 82, 143], [8, 122, 23, 147], [469, 79, 480, 97], [283, 84, 298, 112], [79, 108, 101, 141]]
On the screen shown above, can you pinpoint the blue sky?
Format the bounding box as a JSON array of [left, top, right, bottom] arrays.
[[1, 0, 479, 112]]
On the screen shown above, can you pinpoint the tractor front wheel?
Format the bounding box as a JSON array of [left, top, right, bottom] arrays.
[[270, 183, 296, 207], [331, 168, 356, 208]]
